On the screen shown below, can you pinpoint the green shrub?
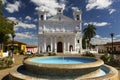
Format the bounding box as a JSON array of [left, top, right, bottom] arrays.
[[6, 57, 13, 67], [82, 52, 96, 57], [0, 57, 13, 68], [48, 52, 56, 56], [100, 53, 110, 63], [19, 50, 25, 55], [36, 54, 44, 57], [14, 50, 19, 54], [23, 54, 44, 62]]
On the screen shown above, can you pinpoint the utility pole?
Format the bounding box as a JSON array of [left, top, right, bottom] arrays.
[[110, 33, 114, 54]]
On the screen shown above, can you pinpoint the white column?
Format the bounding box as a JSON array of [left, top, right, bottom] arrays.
[[74, 36, 76, 52], [67, 38, 70, 52], [63, 36, 66, 53], [80, 37, 82, 53], [54, 37, 57, 53], [42, 38, 44, 53], [44, 37, 46, 53], [39, 44, 41, 53], [37, 36, 40, 53], [51, 37, 53, 52]]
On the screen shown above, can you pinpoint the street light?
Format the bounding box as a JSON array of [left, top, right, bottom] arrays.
[[110, 33, 114, 54], [11, 34, 15, 57]]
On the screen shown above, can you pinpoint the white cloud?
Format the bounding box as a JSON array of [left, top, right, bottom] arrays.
[[33, 18, 38, 22], [25, 16, 32, 20], [15, 32, 36, 39], [31, 0, 66, 16], [5, 1, 21, 13], [91, 34, 120, 45], [15, 32, 31, 39], [15, 22, 36, 31], [109, 9, 116, 14], [7, 17, 18, 22], [15, 32, 38, 45], [72, 7, 79, 10], [86, 0, 113, 11], [7, 17, 36, 31], [90, 35, 111, 45], [84, 22, 110, 27], [2, 0, 7, 4]]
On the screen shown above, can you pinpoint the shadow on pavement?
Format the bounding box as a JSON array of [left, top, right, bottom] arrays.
[[2, 74, 9, 80]]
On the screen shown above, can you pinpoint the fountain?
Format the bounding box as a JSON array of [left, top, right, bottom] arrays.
[[9, 56, 119, 80]]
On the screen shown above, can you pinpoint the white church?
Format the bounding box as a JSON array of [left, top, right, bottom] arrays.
[[38, 7, 82, 54]]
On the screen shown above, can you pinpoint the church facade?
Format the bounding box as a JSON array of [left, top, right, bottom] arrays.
[[38, 8, 82, 54]]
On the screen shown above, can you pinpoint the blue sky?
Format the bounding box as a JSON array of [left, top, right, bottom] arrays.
[[2, 0, 120, 45]]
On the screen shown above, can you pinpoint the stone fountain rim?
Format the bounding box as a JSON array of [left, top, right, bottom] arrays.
[[9, 64, 118, 80], [24, 56, 104, 69]]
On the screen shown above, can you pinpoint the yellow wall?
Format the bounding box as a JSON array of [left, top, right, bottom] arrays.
[[0, 50, 3, 57], [33, 47, 37, 53], [13, 43, 27, 52], [21, 44, 27, 52]]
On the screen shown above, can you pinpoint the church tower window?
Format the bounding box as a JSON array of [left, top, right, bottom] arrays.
[[76, 15, 79, 20], [77, 40, 79, 43], [41, 15, 44, 20], [59, 9, 61, 13]]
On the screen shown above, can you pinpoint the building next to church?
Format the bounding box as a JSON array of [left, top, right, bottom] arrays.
[[97, 41, 120, 54], [38, 7, 82, 54]]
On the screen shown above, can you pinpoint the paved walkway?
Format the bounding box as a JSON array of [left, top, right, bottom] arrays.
[[0, 55, 25, 80]]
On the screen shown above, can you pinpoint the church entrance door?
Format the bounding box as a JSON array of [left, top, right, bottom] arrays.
[[57, 42, 63, 53]]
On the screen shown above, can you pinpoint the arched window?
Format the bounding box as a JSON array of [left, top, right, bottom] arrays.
[[58, 9, 61, 13], [47, 45, 51, 52], [69, 45, 73, 51], [41, 15, 44, 20], [76, 15, 79, 20], [77, 40, 79, 43]]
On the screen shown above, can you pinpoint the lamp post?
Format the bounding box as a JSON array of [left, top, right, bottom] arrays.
[[110, 33, 114, 54], [11, 34, 15, 57]]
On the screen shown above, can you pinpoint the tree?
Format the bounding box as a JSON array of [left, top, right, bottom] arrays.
[[83, 24, 96, 49], [0, 1, 16, 51]]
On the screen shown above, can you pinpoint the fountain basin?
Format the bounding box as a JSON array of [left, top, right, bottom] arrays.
[[9, 64, 118, 80], [8, 56, 119, 80], [23, 56, 104, 77]]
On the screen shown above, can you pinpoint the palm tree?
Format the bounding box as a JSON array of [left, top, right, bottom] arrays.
[[83, 24, 96, 49]]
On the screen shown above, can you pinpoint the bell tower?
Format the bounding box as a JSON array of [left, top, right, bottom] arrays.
[[56, 7, 63, 14], [73, 9, 82, 21], [73, 8, 82, 53], [38, 10, 47, 21]]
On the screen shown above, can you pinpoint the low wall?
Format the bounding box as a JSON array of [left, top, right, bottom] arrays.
[[24, 63, 100, 77]]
